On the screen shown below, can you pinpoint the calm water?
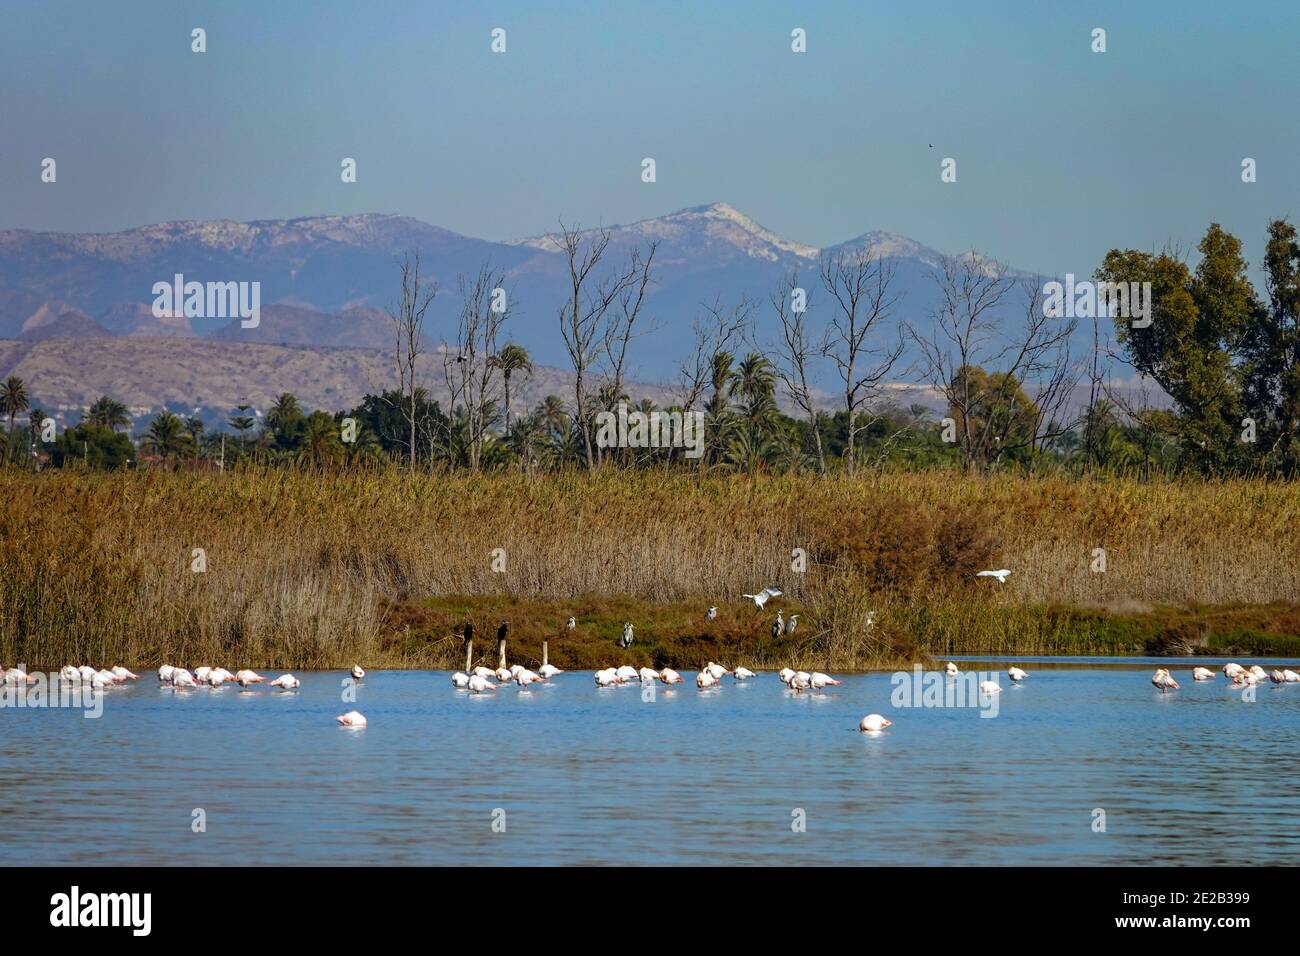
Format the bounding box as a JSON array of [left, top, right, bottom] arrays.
[[6, 659, 1300, 866]]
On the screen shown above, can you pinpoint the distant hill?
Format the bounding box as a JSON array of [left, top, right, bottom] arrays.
[[0, 205, 1044, 382]]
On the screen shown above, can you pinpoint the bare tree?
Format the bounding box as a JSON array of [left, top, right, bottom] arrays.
[[598, 241, 658, 466], [769, 269, 828, 474], [819, 248, 906, 475], [676, 295, 751, 413], [553, 222, 653, 470], [911, 254, 1080, 470], [443, 263, 509, 471], [387, 251, 437, 472]]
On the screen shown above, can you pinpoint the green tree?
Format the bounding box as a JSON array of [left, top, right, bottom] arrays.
[[489, 343, 533, 434], [85, 395, 132, 431], [1240, 219, 1300, 473], [141, 411, 194, 462], [0, 375, 30, 464]]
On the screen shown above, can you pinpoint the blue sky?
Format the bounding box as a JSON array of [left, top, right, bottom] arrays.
[[2, 0, 1296, 276]]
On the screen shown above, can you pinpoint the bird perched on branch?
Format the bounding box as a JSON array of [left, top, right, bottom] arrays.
[[742, 587, 782, 610]]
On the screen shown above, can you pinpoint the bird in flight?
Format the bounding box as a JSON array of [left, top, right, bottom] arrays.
[[976, 569, 1011, 584], [742, 587, 782, 609]]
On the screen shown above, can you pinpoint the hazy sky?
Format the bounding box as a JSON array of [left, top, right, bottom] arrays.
[[3, 0, 1296, 276]]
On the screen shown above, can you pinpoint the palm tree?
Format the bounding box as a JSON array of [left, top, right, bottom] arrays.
[[297, 410, 343, 468], [85, 395, 132, 431], [0, 375, 30, 463], [229, 404, 255, 455], [727, 353, 781, 477], [140, 411, 193, 462], [489, 343, 533, 433]]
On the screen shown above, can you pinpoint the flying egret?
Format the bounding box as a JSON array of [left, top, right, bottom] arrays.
[[742, 588, 782, 610], [976, 569, 1011, 584]]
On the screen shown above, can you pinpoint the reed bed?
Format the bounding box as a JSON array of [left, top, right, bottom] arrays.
[[2, 467, 1299, 670]]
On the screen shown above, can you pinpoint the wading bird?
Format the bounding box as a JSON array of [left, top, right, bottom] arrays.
[[976, 569, 1011, 584], [618, 622, 634, 649], [472, 666, 496, 680], [1152, 668, 1179, 692], [705, 662, 730, 681], [859, 714, 893, 732], [157, 664, 175, 683], [350, 664, 366, 681], [1008, 666, 1028, 682], [638, 667, 660, 683], [1192, 667, 1215, 681], [111, 666, 138, 681], [778, 667, 795, 683], [1284, 669, 1300, 683], [172, 668, 196, 688], [809, 672, 840, 690], [538, 663, 562, 679], [566, 616, 576, 630], [235, 670, 265, 686], [771, 610, 784, 640], [594, 668, 619, 687], [786, 671, 811, 692], [696, 670, 717, 688], [59, 665, 80, 682], [336, 710, 367, 727], [1222, 662, 1245, 678], [944, 661, 960, 677], [979, 680, 1002, 695], [1270, 669, 1286, 684], [659, 668, 683, 684], [451, 671, 470, 688], [269, 674, 300, 689], [734, 667, 756, 680], [468, 674, 496, 693], [742, 587, 782, 610], [616, 665, 640, 683], [706, 606, 718, 620], [785, 613, 799, 637]]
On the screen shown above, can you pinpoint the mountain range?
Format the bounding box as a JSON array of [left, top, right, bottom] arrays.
[[0, 203, 1037, 419]]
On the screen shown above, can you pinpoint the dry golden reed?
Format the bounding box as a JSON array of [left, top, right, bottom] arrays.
[[2, 467, 1298, 670]]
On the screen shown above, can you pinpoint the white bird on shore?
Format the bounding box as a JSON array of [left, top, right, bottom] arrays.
[[785, 613, 799, 637], [771, 610, 784, 640], [705, 662, 730, 681], [696, 670, 717, 688], [1192, 667, 1215, 681], [616, 665, 640, 683], [859, 714, 893, 733], [157, 664, 175, 683], [269, 674, 300, 689], [111, 666, 138, 681], [778, 667, 795, 683], [1008, 666, 1028, 682], [809, 671, 841, 690], [1152, 668, 1179, 691], [171, 668, 197, 688], [566, 616, 576, 630], [742, 588, 782, 610], [659, 668, 683, 684], [467, 674, 496, 693], [638, 667, 660, 683], [944, 661, 960, 677], [350, 665, 365, 680], [979, 680, 1002, 695], [706, 606, 718, 620], [538, 664, 562, 679], [734, 667, 756, 680], [451, 671, 470, 688], [976, 569, 1011, 584], [336, 710, 367, 727], [235, 669, 265, 686]]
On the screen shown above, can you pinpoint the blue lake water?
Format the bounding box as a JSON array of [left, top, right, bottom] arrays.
[[6, 659, 1300, 866]]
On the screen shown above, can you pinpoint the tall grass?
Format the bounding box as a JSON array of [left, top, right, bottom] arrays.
[[2, 467, 1298, 669]]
